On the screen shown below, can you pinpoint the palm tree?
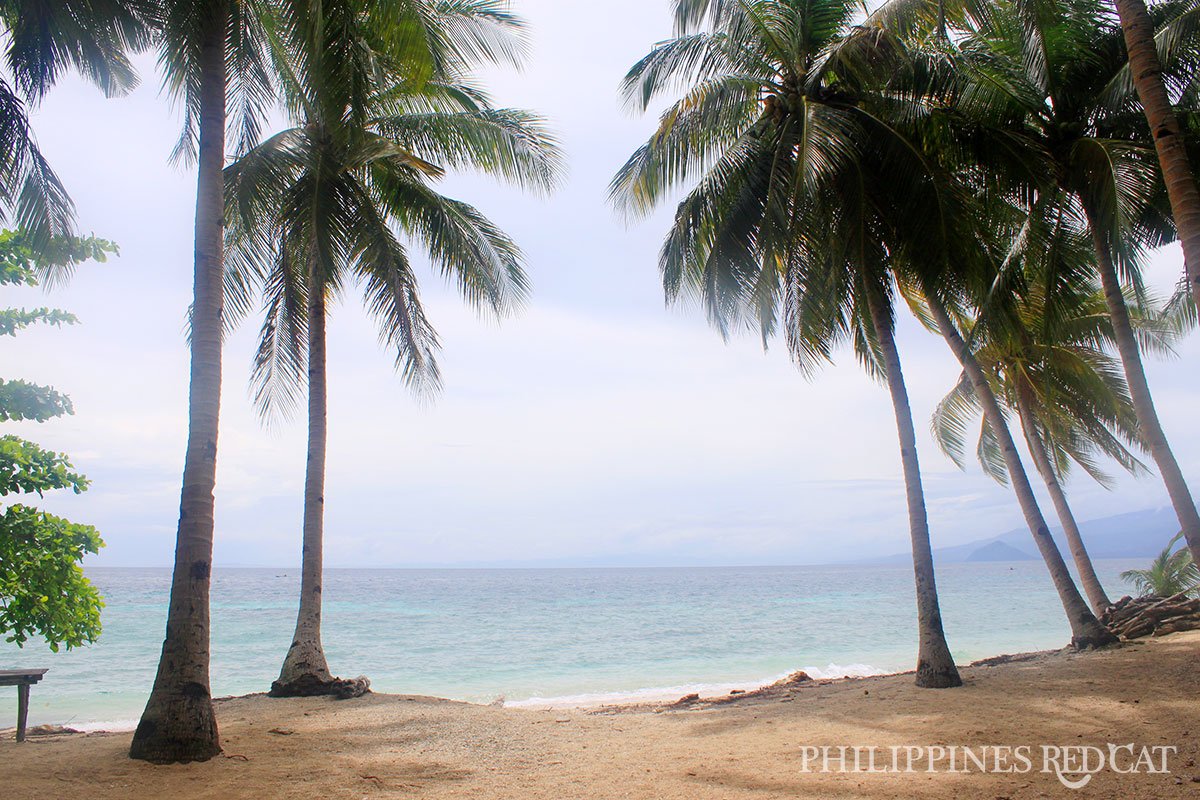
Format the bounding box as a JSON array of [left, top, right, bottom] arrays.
[[1120, 532, 1199, 597], [224, 2, 560, 696], [613, 0, 963, 687], [134, 0, 502, 760], [130, 0, 281, 764], [918, 280, 1118, 647], [1111, 0, 1200, 312], [942, 0, 1200, 578], [0, 0, 149, 254], [930, 264, 1153, 615]]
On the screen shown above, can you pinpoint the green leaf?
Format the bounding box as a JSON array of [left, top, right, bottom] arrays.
[[0, 504, 104, 650]]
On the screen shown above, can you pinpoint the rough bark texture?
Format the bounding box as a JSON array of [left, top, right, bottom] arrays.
[[1114, 0, 1200, 311], [129, 3, 227, 764], [1014, 386, 1112, 616], [1084, 209, 1200, 569], [925, 296, 1116, 649], [272, 267, 335, 696], [864, 279, 962, 689]]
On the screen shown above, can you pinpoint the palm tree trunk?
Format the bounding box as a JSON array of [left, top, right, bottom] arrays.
[[129, 2, 227, 764], [1083, 205, 1200, 568], [1113, 0, 1200, 310], [271, 261, 334, 696], [924, 294, 1116, 648], [1013, 384, 1112, 615], [863, 278, 961, 688]]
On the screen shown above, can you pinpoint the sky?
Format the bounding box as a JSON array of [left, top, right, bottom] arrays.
[[6, 0, 1198, 568]]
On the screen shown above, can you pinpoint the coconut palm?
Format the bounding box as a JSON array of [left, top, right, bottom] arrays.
[[624, 0, 1120, 655], [940, 0, 1200, 576], [1111, 0, 1200, 311], [930, 261, 1154, 615], [897, 198, 1117, 648], [223, 2, 559, 696], [919, 281, 1119, 646], [133, 0, 498, 760], [1120, 531, 1200, 597], [130, 0, 279, 764], [613, 0, 964, 687], [0, 0, 149, 255]]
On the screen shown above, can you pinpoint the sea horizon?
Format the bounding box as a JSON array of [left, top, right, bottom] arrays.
[[2, 560, 1145, 732]]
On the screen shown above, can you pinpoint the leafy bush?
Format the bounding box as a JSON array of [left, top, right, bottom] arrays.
[[0, 229, 114, 649], [1120, 532, 1200, 599]]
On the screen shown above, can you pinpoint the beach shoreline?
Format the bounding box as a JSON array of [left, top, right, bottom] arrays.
[[7, 648, 1058, 733], [4, 630, 1197, 799]]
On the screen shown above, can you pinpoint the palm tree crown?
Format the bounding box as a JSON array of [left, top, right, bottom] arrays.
[[614, 0, 986, 687], [225, 4, 560, 413], [0, 0, 150, 254]]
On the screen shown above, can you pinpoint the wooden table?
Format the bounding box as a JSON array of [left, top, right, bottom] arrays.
[[0, 669, 48, 742]]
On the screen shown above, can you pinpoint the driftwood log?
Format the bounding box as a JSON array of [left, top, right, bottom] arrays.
[[1100, 592, 1200, 640]]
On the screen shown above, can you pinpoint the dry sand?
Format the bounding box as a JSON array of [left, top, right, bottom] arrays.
[[3, 630, 1199, 799]]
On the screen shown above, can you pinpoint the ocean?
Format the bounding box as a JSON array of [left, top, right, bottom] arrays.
[[0, 561, 1143, 730]]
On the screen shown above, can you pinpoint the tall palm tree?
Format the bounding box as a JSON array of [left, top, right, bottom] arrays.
[[133, 0, 541, 760], [883, 174, 1119, 646], [960, 0, 1200, 571], [614, 0, 963, 687], [224, 2, 560, 696], [130, 0, 282, 764], [930, 263, 1154, 615], [1111, 0, 1200, 311], [0, 0, 149, 255]]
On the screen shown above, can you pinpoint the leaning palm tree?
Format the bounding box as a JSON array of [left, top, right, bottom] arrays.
[[919, 283, 1119, 645], [628, 0, 1116, 654], [930, 261, 1153, 615], [894, 156, 1120, 648], [1110, 0, 1200, 311], [0, 0, 149, 255], [1120, 532, 1200, 597], [224, 2, 559, 696], [614, 0, 963, 687], [946, 0, 1200, 573]]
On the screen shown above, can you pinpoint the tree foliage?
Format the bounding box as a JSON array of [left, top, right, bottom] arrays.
[[0, 2, 149, 255], [0, 228, 109, 650], [1120, 532, 1200, 598], [0, 504, 102, 649], [224, 1, 561, 418]]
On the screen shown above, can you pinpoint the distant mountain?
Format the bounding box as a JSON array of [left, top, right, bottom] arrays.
[[966, 541, 1038, 562], [863, 506, 1183, 565]]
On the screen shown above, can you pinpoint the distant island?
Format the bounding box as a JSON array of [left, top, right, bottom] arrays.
[[862, 507, 1182, 565], [964, 541, 1038, 562]]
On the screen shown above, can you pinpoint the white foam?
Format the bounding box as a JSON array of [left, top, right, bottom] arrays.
[[801, 663, 886, 679], [502, 663, 887, 709], [70, 719, 139, 733]]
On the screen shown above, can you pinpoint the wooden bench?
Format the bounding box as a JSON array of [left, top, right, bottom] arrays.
[[0, 669, 48, 742]]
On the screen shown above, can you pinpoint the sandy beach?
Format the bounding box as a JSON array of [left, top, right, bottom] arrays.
[[3, 630, 1197, 799]]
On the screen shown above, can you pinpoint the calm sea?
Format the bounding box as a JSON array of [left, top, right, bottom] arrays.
[[0, 561, 1142, 730]]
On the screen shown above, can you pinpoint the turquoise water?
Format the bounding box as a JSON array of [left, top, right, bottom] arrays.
[[0, 561, 1141, 729]]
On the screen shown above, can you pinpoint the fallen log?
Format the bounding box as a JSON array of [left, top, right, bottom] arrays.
[[1151, 617, 1200, 636], [1100, 591, 1200, 640]]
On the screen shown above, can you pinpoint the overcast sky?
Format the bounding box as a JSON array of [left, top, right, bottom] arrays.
[[7, 0, 1197, 568]]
